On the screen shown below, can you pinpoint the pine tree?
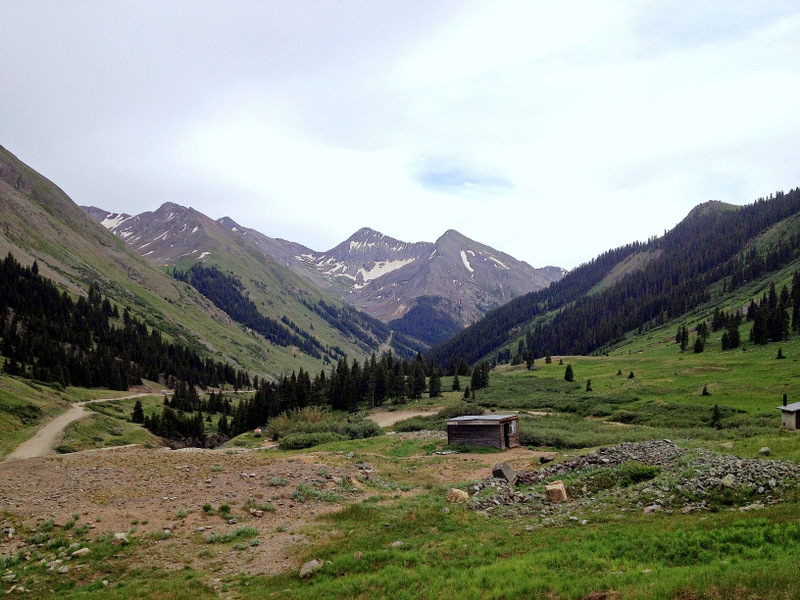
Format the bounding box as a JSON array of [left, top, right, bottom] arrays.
[[585, 379, 592, 392], [710, 404, 722, 430], [452, 372, 460, 392], [693, 337, 705, 353], [428, 369, 442, 398], [131, 399, 145, 423], [564, 364, 574, 382]]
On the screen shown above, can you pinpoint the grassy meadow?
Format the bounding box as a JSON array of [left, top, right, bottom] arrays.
[[4, 320, 800, 598]]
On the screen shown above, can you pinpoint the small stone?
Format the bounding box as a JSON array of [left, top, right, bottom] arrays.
[[354, 551, 362, 560], [299, 558, 324, 578], [58, 566, 70, 574], [390, 540, 405, 549], [71, 548, 90, 557], [643, 504, 662, 514], [492, 462, 517, 485], [112, 533, 129, 545], [721, 474, 736, 488], [441, 506, 450, 514], [758, 446, 771, 457], [446, 488, 469, 503], [545, 481, 567, 503]]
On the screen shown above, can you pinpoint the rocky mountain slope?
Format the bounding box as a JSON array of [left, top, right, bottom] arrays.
[[81, 202, 423, 363], [0, 144, 413, 381], [86, 203, 564, 346]]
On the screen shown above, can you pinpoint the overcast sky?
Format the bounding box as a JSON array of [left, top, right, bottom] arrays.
[[2, 1, 800, 269]]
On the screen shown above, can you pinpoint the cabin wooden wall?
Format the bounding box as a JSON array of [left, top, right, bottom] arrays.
[[447, 423, 503, 449]]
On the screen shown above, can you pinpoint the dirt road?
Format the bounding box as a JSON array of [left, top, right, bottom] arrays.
[[367, 406, 442, 428], [3, 393, 153, 462]]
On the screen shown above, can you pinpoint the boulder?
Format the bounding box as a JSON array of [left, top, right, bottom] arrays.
[[299, 559, 324, 578], [492, 462, 517, 485], [446, 488, 470, 503], [545, 480, 567, 503], [758, 446, 771, 457]]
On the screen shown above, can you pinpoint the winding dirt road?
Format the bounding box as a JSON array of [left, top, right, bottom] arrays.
[[3, 393, 153, 462]]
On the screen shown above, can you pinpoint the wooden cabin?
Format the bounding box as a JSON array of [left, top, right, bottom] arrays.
[[778, 402, 800, 431], [446, 414, 520, 449]]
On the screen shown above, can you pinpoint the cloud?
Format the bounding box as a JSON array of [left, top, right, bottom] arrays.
[[1, 1, 800, 268]]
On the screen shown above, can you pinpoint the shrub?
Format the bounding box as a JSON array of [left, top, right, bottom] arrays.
[[583, 462, 661, 492], [279, 432, 346, 450], [345, 419, 383, 439], [610, 410, 637, 424]]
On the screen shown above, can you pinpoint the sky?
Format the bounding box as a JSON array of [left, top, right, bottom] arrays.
[[2, 1, 800, 270]]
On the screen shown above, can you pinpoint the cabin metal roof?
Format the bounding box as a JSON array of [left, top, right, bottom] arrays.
[[446, 414, 518, 424], [778, 402, 800, 412]]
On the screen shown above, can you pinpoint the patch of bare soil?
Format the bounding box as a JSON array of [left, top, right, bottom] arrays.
[[367, 406, 442, 428], [0, 446, 360, 577], [428, 446, 557, 483]]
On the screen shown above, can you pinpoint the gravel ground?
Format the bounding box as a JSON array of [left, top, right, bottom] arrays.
[[0, 445, 362, 576], [469, 440, 800, 520]]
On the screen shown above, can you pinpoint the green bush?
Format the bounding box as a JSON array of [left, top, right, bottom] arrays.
[[279, 432, 346, 450], [266, 407, 382, 443], [584, 462, 661, 492], [345, 419, 383, 439], [610, 410, 637, 424]]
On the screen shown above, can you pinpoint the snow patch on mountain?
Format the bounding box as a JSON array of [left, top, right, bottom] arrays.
[[489, 256, 510, 270], [460, 250, 474, 273], [101, 213, 132, 230]]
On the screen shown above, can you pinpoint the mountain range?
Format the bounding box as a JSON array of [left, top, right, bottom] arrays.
[[82, 203, 564, 346], [5, 141, 800, 386]]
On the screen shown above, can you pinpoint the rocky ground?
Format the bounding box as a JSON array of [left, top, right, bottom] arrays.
[[467, 440, 800, 523], [0, 445, 365, 578]]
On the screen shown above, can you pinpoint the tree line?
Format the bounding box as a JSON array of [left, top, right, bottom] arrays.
[[0, 252, 249, 390], [141, 350, 491, 444], [173, 263, 327, 359], [428, 188, 800, 366]]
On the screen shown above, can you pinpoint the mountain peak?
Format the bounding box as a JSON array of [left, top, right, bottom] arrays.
[[684, 200, 738, 221], [217, 216, 242, 231]]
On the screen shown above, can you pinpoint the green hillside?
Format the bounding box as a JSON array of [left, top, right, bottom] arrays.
[[0, 145, 388, 380], [429, 189, 800, 369]]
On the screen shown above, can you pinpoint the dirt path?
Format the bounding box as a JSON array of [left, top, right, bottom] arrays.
[[367, 406, 443, 428], [3, 393, 152, 462]]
